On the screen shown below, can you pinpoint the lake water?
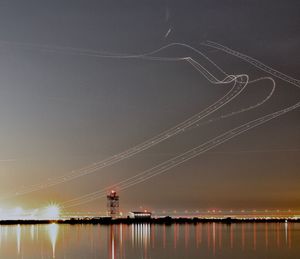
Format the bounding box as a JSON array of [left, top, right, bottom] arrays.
[[0, 223, 299, 258]]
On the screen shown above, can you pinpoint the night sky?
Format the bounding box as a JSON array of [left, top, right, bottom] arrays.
[[0, 0, 299, 212]]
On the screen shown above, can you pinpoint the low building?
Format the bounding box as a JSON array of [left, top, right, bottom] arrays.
[[128, 211, 152, 219]]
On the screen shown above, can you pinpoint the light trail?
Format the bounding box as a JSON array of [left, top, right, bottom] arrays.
[[0, 43, 260, 199], [6, 74, 273, 200], [58, 73, 275, 208], [0, 41, 295, 204], [63, 99, 300, 208], [164, 28, 172, 38], [4, 76, 244, 198], [205, 148, 300, 155], [185, 58, 276, 130], [61, 42, 300, 208], [202, 41, 300, 89]]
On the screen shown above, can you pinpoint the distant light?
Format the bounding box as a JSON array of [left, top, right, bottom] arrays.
[[43, 204, 61, 220], [14, 207, 24, 219]]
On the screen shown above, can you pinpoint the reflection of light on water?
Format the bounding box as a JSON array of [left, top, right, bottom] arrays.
[[130, 224, 150, 248], [130, 224, 150, 258], [218, 224, 222, 249], [184, 224, 189, 248], [16, 224, 21, 255], [253, 223, 256, 250], [285, 222, 288, 245], [0, 223, 297, 257], [195, 224, 200, 248], [30, 225, 35, 241], [230, 224, 234, 249], [276, 223, 280, 248], [48, 223, 59, 258], [111, 232, 115, 259], [131, 225, 134, 247], [265, 223, 268, 249], [109, 225, 116, 259], [119, 224, 123, 258], [241, 224, 245, 250], [207, 224, 211, 249], [163, 225, 166, 248], [212, 223, 216, 255]]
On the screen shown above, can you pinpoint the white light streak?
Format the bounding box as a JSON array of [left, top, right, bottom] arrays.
[[0, 41, 297, 208]]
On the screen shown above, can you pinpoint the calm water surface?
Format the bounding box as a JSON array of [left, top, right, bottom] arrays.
[[0, 223, 299, 258]]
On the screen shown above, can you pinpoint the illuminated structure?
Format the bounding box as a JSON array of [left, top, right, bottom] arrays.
[[128, 211, 152, 219], [107, 190, 119, 218]]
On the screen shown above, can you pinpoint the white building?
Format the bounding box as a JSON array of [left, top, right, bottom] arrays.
[[128, 211, 152, 219]]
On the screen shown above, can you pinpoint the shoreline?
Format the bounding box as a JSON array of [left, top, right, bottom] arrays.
[[0, 217, 299, 225]]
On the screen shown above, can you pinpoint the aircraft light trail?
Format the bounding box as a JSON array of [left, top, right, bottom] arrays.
[[0, 41, 298, 208], [1, 43, 262, 199]]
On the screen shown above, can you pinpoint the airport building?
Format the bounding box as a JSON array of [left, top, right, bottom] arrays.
[[128, 211, 152, 219]]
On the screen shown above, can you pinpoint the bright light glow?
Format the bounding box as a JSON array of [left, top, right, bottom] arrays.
[[14, 207, 23, 216], [42, 204, 61, 220], [0, 204, 62, 220], [11, 207, 25, 220]]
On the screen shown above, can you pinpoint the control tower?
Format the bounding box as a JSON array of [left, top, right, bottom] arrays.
[[107, 190, 119, 218]]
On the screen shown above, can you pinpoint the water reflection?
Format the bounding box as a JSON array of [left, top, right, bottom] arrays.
[[0, 223, 298, 258], [253, 223, 256, 250], [16, 224, 21, 255], [128, 224, 151, 259], [30, 225, 35, 241], [265, 223, 269, 249], [241, 224, 245, 250], [48, 223, 59, 258]]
